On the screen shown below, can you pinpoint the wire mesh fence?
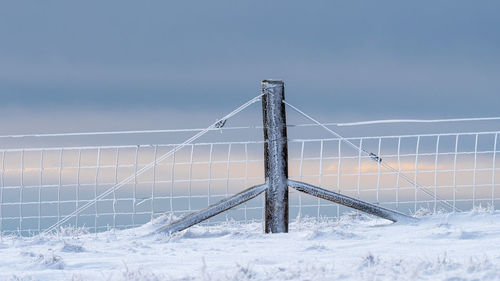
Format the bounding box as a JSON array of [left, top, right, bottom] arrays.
[[288, 131, 499, 219], [0, 142, 266, 235], [1, 130, 499, 235]]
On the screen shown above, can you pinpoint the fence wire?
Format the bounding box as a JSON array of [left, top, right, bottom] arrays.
[[1, 131, 499, 235]]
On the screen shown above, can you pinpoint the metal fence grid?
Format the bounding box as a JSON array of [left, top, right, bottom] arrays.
[[1, 131, 499, 235]]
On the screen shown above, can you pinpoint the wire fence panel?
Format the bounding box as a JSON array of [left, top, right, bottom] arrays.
[[1, 131, 499, 235], [0, 142, 266, 235], [287, 132, 500, 218]]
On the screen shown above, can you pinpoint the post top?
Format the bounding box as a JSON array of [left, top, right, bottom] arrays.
[[262, 79, 284, 85]]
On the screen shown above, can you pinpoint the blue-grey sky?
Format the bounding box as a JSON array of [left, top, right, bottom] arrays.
[[1, 1, 500, 138]]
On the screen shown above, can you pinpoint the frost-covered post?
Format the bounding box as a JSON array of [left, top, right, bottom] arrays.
[[262, 80, 289, 233]]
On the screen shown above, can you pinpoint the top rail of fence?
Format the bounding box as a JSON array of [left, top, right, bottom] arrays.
[[1, 116, 499, 140], [1, 130, 500, 152]]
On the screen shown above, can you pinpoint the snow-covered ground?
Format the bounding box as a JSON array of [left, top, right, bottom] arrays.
[[1, 209, 500, 281]]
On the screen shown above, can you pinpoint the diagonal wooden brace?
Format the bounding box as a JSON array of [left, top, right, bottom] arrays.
[[155, 184, 268, 234], [288, 180, 417, 222]]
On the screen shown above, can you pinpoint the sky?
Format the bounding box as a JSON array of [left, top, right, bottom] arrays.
[[1, 1, 500, 144]]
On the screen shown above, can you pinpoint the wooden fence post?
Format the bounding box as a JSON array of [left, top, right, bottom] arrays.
[[262, 80, 289, 233]]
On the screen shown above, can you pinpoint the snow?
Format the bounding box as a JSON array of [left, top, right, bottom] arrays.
[[1, 209, 500, 281]]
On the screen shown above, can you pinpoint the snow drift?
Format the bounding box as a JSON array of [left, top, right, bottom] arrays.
[[1, 209, 500, 281]]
